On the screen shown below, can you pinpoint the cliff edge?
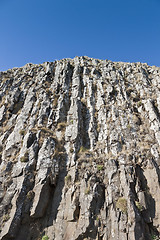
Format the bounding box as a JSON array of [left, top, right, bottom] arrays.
[[0, 56, 160, 240]]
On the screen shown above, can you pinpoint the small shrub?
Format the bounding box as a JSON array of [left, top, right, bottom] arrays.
[[3, 214, 10, 222], [116, 197, 127, 214], [26, 190, 34, 200], [20, 151, 29, 162], [42, 236, 49, 240], [97, 165, 103, 171], [85, 187, 90, 195], [19, 129, 26, 136], [70, 119, 73, 124], [65, 174, 71, 185], [137, 101, 142, 107], [79, 146, 88, 153], [127, 124, 131, 129], [135, 201, 143, 211], [96, 216, 100, 221], [151, 235, 159, 240], [70, 148, 74, 153]]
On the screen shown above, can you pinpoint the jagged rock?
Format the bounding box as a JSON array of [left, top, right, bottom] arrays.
[[0, 56, 160, 240]]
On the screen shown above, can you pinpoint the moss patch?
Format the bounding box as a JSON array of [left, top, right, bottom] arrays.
[[116, 197, 127, 214]]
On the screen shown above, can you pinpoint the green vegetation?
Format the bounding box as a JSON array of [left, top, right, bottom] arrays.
[[42, 235, 49, 240], [85, 187, 90, 195], [70, 148, 74, 153], [116, 197, 127, 214], [19, 129, 26, 136], [151, 235, 159, 240], [97, 164, 103, 171], [137, 101, 142, 107], [2, 214, 10, 222], [96, 216, 100, 221], [79, 146, 88, 153], [135, 201, 143, 211], [20, 151, 29, 162], [127, 124, 131, 129], [26, 190, 34, 200], [65, 174, 71, 185]]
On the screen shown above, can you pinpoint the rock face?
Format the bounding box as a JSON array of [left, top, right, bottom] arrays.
[[0, 57, 160, 240]]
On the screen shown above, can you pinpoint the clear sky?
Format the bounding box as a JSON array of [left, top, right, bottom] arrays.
[[0, 0, 160, 71]]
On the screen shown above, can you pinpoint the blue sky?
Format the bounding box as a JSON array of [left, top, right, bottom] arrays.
[[0, 0, 160, 71]]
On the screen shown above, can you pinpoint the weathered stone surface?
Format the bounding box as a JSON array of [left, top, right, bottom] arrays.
[[0, 57, 160, 239]]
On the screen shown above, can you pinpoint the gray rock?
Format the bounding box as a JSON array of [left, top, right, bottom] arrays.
[[0, 57, 160, 240]]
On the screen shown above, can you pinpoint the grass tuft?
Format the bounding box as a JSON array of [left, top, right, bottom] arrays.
[[116, 197, 127, 214]]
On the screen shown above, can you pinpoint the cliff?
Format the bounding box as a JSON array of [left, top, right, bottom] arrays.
[[0, 56, 160, 240]]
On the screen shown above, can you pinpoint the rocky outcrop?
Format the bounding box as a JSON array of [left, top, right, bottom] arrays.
[[0, 57, 160, 239]]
